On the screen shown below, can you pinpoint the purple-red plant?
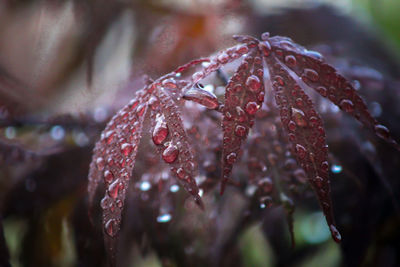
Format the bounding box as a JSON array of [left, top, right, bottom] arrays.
[[87, 33, 399, 260]]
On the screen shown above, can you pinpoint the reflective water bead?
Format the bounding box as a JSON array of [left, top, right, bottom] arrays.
[[121, 143, 133, 156], [162, 144, 179, 163], [104, 170, 114, 183], [183, 85, 219, 109], [295, 144, 307, 159], [303, 69, 319, 82], [108, 180, 123, 199], [152, 119, 169, 145], [246, 75, 261, 92], [291, 108, 307, 127], [105, 219, 117, 237], [284, 55, 297, 67], [245, 102, 259, 115], [235, 125, 247, 137], [339, 99, 355, 113], [226, 152, 237, 164], [374, 124, 390, 140], [329, 225, 342, 242], [96, 157, 105, 171]]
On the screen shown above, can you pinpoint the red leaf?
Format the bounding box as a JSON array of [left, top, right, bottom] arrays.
[[268, 36, 400, 151], [264, 53, 341, 242], [221, 46, 265, 194], [150, 84, 204, 208], [87, 86, 152, 257]]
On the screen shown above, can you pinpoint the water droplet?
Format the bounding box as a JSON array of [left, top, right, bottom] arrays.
[[245, 102, 259, 115], [183, 84, 219, 109], [374, 124, 390, 140], [108, 180, 123, 199], [284, 55, 297, 67], [246, 75, 261, 92], [291, 108, 307, 127], [152, 119, 169, 145], [258, 177, 273, 193], [313, 176, 323, 188], [104, 170, 114, 183], [121, 143, 133, 156], [176, 167, 185, 179], [105, 130, 114, 144], [236, 44, 249, 54], [100, 196, 111, 210], [170, 184, 179, 193], [50, 125, 65, 141], [192, 71, 203, 82], [157, 213, 172, 223], [261, 32, 270, 40], [331, 164, 342, 173], [321, 161, 329, 172], [329, 225, 341, 242], [235, 125, 247, 137], [162, 78, 177, 89], [295, 144, 307, 159], [288, 120, 296, 131], [339, 99, 354, 113], [303, 69, 319, 82], [226, 152, 237, 164], [96, 157, 105, 171], [140, 181, 151, 191], [217, 52, 229, 64], [162, 144, 179, 163], [105, 219, 117, 237], [305, 50, 323, 61], [258, 41, 271, 56]]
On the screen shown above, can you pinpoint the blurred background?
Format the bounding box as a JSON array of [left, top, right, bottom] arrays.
[[0, 0, 399, 266]]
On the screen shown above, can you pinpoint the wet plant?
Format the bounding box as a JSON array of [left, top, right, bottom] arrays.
[[87, 32, 400, 263]]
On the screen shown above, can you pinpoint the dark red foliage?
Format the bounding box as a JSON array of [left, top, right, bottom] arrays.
[[87, 32, 400, 260]]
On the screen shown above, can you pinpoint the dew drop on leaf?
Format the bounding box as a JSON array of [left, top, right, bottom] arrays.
[[374, 124, 390, 140], [96, 157, 105, 171], [105, 219, 117, 237], [183, 84, 219, 109], [121, 143, 133, 156], [100, 196, 111, 210], [305, 50, 323, 61], [246, 75, 262, 92], [329, 225, 342, 242], [234, 125, 247, 137], [152, 118, 169, 145], [104, 170, 114, 183], [284, 55, 297, 67], [303, 68, 319, 82], [162, 144, 179, 163], [339, 99, 355, 113], [291, 108, 307, 127], [226, 152, 237, 164], [295, 144, 307, 159], [245, 101, 259, 115], [108, 180, 123, 199]]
